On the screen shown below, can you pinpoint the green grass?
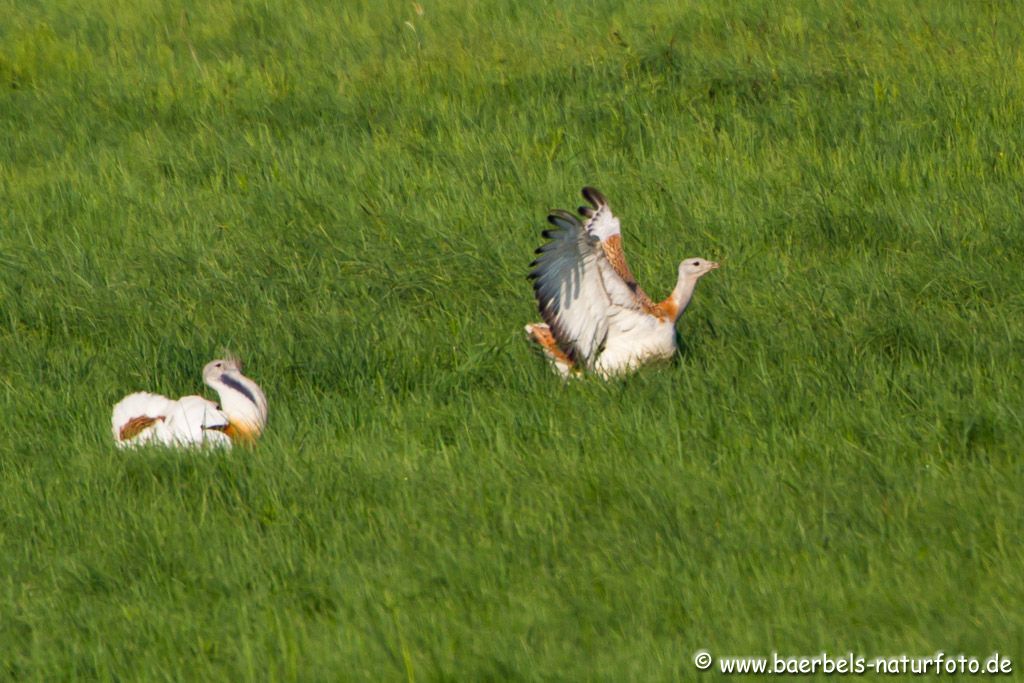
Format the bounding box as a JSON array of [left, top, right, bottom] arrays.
[[2, 0, 1024, 678]]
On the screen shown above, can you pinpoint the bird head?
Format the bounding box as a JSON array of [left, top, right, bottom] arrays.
[[678, 258, 720, 279], [202, 357, 242, 384]]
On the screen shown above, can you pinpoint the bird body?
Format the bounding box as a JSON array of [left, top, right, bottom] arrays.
[[112, 393, 232, 448], [112, 358, 267, 449], [592, 308, 678, 375], [527, 187, 718, 377]]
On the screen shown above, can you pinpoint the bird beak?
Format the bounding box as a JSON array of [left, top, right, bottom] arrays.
[[709, 261, 721, 270]]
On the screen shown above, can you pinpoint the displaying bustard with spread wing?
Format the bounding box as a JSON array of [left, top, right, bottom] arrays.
[[526, 187, 718, 377], [111, 357, 268, 449]]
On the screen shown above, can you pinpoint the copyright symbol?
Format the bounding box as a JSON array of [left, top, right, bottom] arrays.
[[694, 650, 713, 671]]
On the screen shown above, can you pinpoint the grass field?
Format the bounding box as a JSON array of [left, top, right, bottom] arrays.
[[2, 0, 1024, 678]]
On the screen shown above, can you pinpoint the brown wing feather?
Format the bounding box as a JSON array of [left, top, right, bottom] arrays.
[[599, 235, 659, 314], [579, 189, 664, 319], [118, 415, 164, 441]]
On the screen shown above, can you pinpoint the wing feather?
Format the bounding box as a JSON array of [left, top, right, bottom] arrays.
[[112, 392, 175, 445], [579, 187, 658, 312], [528, 210, 611, 365], [528, 187, 665, 366], [165, 396, 232, 448]]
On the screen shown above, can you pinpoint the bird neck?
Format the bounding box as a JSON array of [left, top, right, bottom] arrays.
[[211, 373, 268, 435], [658, 274, 699, 323]]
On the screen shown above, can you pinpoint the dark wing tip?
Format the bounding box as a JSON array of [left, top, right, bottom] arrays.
[[581, 186, 607, 209], [578, 206, 595, 218], [546, 210, 580, 229]]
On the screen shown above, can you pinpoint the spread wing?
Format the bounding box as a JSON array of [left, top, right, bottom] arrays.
[[528, 187, 655, 365], [578, 187, 658, 312]]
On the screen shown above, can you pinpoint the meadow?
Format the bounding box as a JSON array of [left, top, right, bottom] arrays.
[[1, 0, 1023, 678]]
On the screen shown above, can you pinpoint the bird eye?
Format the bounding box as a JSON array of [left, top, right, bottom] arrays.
[[693, 260, 701, 266]]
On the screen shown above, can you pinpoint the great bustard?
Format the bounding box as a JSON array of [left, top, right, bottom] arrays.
[[527, 187, 718, 377], [111, 357, 268, 448]]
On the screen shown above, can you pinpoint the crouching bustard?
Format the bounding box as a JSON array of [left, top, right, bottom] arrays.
[[112, 357, 268, 449], [526, 187, 718, 378]]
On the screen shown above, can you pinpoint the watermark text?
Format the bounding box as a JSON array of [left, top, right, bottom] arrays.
[[693, 650, 1013, 676]]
